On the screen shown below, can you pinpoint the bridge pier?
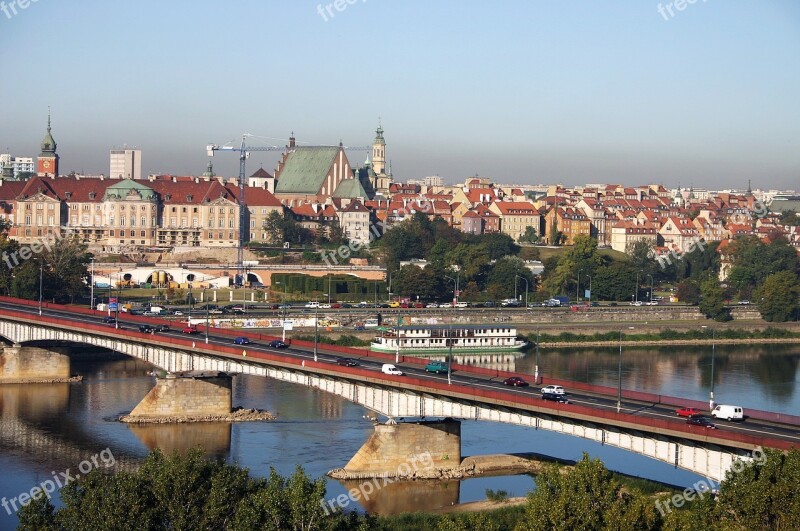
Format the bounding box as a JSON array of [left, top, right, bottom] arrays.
[[334, 419, 462, 479], [0, 345, 72, 383], [126, 371, 232, 420]]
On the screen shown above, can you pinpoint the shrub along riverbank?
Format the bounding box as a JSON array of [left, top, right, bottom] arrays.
[[528, 326, 800, 346]]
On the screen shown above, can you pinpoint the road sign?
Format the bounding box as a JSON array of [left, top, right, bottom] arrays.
[[109, 297, 118, 311]]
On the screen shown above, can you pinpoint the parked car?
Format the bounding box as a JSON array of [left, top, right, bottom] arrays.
[[173, 310, 184, 316], [381, 363, 403, 376], [182, 326, 199, 334], [305, 301, 320, 309], [425, 361, 449, 374], [426, 302, 439, 308], [102, 317, 117, 324], [320, 303, 332, 309], [336, 357, 358, 367], [738, 300, 750, 305], [454, 302, 469, 308], [234, 337, 251, 345], [675, 407, 702, 417], [630, 301, 644, 306], [268, 340, 288, 349], [540, 385, 565, 395], [154, 324, 170, 332], [541, 392, 569, 403], [139, 324, 155, 333], [388, 301, 400, 308], [483, 301, 496, 308], [503, 376, 529, 387], [645, 301, 659, 306], [686, 416, 717, 429]]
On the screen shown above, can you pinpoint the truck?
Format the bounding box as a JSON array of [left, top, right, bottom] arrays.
[[149, 306, 165, 315]]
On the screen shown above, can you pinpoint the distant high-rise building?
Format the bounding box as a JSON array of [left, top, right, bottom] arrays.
[[424, 175, 444, 187], [110, 148, 142, 179], [0, 154, 34, 179]]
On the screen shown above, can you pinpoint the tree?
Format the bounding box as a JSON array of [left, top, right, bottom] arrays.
[[42, 235, 92, 303], [591, 262, 637, 302], [753, 271, 800, 322], [485, 257, 533, 301], [0, 219, 20, 295], [699, 276, 729, 321], [726, 236, 800, 294], [676, 278, 700, 305], [519, 225, 539, 244], [778, 209, 800, 226]]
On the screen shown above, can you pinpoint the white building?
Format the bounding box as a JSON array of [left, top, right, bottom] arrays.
[[0, 154, 35, 179], [424, 175, 444, 187], [110, 149, 142, 180]]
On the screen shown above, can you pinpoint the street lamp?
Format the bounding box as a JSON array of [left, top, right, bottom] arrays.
[[445, 275, 457, 307], [703, 326, 716, 408], [314, 304, 319, 362], [327, 273, 332, 305], [586, 275, 592, 302], [38, 260, 43, 316], [647, 274, 654, 303], [90, 258, 95, 310], [617, 329, 623, 412], [577, 269, 582, 302], [635, 271, 641, 303], [515, 274, 529, 308], [447, 323, 453, 385], [534, 330, 541, 384], [204, 287, 209, 344]]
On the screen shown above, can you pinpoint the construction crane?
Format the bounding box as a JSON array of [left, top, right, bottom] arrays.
[[205, 134, 370, 279]]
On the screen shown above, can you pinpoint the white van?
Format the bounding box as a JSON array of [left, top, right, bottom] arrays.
[[711, 404, 744, 421], [381, 363, 404, 376]]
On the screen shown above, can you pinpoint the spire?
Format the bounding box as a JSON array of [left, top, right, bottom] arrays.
[[747, 179, 752, 194], [202, 161, 215, 178], [40, 109, 57, 155]]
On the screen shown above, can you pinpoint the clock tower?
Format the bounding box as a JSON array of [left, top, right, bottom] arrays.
[[37, 111, 59, 177]]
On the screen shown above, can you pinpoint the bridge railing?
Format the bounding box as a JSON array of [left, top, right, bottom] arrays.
[[2, 295, 799, 427]]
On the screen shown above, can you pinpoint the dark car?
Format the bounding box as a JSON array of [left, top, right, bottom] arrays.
[[139, 324, 155, 333], [154, 324, 171, 332], [503, 376, 529, 387], [268, 340, 288, 349], [102, 317, 117, 324], [686, 416, 717, 429], [234, 337, 251, 345], [541, 392, 570, 403], [336, 357, 358, 367], [483, 301, 496, 307], [425, 361, 449, 374]]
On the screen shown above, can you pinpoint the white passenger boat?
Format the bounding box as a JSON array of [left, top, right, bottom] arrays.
[[370, 325, 528, 355]]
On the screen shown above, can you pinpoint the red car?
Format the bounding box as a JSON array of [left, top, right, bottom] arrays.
[[675, 407, 702, 417], [503, 377, 529, 387]]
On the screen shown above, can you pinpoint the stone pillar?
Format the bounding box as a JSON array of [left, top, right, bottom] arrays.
[[0, 346, 71, 383], [128, 372, 232, 419], [342, 419, 461, 476]]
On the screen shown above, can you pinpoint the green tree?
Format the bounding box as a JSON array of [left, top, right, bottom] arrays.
[[592, 262, 637, 301], [43, 235, 92, 303], [0, 219, 20, 295], [699, 275, 729, 321], [676, 279, 700, 305], [485, 257, 533, 301], [778, 209, 800, 226], [753, 271, 800, 322], [519, 225, 539, 244], [726, 236, 800, 294]]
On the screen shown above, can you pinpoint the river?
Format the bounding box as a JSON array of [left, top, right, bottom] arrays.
[[1, 343, 797, 529]]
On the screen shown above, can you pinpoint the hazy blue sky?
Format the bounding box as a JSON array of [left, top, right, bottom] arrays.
[[1, 1, 798, 189]]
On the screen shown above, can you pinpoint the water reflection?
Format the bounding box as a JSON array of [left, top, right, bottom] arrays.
[[128, 422, 231, 458], [335, 478, 460, 514]]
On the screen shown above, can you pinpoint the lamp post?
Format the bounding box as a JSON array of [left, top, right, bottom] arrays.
[[188, 283, 193, 329], [447, 322, 453, 385], [115, 272, 121, 329], [617, 329, 623, 412], [647, 274, 654, 303], [515, 274, 529, 308], [635, 271, 641, 303], [535, 330, 540, 384], [90, 258, 95, 310], [327, 273, 332, 305], [282, 304, 288, 342], [38, 260, 43, 316], [204, 287, 209, 344], [586, 275, 592, 302], [577, 269, 582, 302], [387, 270, 396, 303], [703, 326, 716, 407], [313, 305, 318, 362], [445, 275, 456, 307]]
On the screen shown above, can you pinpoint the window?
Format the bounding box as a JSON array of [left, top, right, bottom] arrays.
[[209, 218, 214, 227], [119, 230, 125, 237], [141, 217, 146, 226], [24, 215, 31, 224], [110, 230, 115, 236], [37, 203, 43, 210]]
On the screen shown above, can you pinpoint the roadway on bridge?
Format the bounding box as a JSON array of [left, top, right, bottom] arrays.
[[3, 300, 799, 446]]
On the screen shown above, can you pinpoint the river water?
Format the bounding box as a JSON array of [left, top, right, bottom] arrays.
[[1, 343, 797, 529]]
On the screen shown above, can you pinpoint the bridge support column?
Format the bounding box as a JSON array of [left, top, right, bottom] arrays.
[[127, 372, 232, 419], [0, 345, 71, 383], [336, 419, 461, 478]]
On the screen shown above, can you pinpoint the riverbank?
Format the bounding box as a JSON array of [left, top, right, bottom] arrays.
[[120, 407, 276, 424]]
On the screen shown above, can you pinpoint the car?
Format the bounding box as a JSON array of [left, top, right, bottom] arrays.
[[268, 340, 288, 349], [541, 392, 569, 403], [483, 301, 496, 308], [388, 301, 400, 308], [426, 302, 439, 308], [711, 404, 744, 421], [454, 302, 469, 308], [208, 308, 223, 314], [102, 316, 117, 324], [503, 376, 529, 387], [686, 416, 717, 429], [336, 357, 358, 367], [738, 300, 750, 305], [154, 324, 171, 332], [630, 301, 644, 306], [341, 303, 352, 308], [320, 303, 332, 309], [234, 337, 251, 345], [413, 302, 425, 308], [381, 363, 404, 375], [645, 301, 658, 306], [278, 304, 292, 310], [353, 324, 366, 331], [173, 310, 184, 316], [182, 326, 199, 334], [305, 301, 320, 309], [540, 385, 565, 395], [675, 407, 702, 417], [425, 361, 449, 374], [231, 308, 246, 315], [139, 324, 155, 333], [590, 302, 600, 307]]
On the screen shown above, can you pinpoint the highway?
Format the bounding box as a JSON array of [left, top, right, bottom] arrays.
[[2, 299, 799, 447]]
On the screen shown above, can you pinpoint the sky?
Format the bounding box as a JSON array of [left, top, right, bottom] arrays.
[[1, 0, 799, 189]]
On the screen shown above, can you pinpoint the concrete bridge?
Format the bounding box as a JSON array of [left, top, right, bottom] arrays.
[[0, 298, 797, 483]]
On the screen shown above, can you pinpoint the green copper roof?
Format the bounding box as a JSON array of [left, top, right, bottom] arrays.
[[274, 147, 340, 194], [333, 178, 368, 199], [40, 113, 57, 156], [103, 179, 157, 201]]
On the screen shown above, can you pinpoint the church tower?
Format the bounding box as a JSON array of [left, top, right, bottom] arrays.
[[372, 121, 386, 175], [37, 110, 59, 177]]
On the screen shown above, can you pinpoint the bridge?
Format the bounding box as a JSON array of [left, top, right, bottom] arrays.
[[0, 296, 797, 483]]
